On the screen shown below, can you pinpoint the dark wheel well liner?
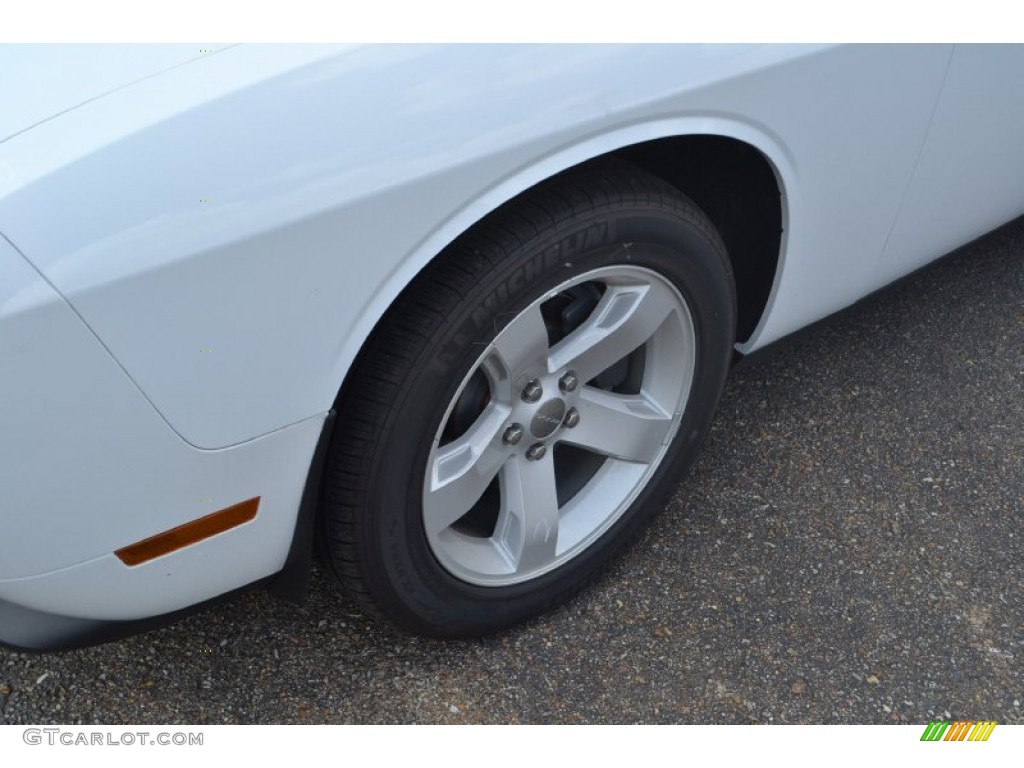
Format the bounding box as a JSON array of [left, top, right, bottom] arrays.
[[617, 136, 783, 342]]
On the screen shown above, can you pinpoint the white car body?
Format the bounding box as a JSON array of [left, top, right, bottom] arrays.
[[1, 44, 1022, 648]]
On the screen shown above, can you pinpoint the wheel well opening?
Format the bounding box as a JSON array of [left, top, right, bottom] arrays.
[[337, 133, 784, 421], [616, 135, 783, 343]]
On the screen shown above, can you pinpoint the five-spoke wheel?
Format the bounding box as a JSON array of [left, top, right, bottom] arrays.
[[424, 266, 696, 586]]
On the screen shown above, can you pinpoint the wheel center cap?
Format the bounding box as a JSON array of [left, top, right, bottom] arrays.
[[530, 399, 566, 439]]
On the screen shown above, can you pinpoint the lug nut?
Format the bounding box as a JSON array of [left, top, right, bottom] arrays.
[[525, 443, 547, 461], [521, 379, 543, 403], [502, 423, 524, 445], [559, 371, 579, 393], [562, 407, 580, 428]]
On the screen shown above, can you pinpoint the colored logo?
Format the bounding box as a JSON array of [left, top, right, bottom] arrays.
[[920, 720, 996, 741]]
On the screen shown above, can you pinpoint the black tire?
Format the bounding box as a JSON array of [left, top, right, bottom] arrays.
[[320, 161, 735, 637]]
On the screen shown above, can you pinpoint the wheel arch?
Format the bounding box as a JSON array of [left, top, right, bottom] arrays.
[[331, 119, 791, 417]]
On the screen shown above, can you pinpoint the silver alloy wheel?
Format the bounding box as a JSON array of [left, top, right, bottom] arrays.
[[423, 265, 697, 586]]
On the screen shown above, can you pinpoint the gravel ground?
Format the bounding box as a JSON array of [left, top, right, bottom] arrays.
[[2, 219, 1022, 725]]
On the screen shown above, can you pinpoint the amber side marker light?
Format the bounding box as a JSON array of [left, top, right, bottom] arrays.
[[115, 497, 260, 566]]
